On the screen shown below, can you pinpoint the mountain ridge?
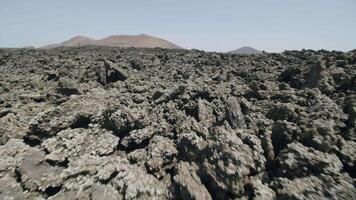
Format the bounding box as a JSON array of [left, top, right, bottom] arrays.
[[42, 34, 182, 49]]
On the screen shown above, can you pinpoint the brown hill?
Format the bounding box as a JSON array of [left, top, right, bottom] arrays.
[[42, 34, 181, 49], [42, 36, 96, 48]]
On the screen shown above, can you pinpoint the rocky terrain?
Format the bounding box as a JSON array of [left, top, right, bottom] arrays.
[[0, 46, 355, 199]]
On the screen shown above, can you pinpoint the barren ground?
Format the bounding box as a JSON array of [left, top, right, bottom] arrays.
[[0, 46, 355, 199]]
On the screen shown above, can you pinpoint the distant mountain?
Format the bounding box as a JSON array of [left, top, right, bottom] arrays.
[[41, 34, 182, 49], [42, 36, 96, 48], [228, 46, 261, 55], [22, 46, 35, 49], [97, 34, 182, 49]]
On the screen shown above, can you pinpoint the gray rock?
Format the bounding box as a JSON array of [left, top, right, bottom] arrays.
[[272, 175, 355, 200], [225, 96, 246, 129], [0, 176, 31, 200], [127, 148, 148, 165], [201, 126, 265, 198], [111, 164, 169, 200], [18, 152, 64, 192], [272, 120, 301, 154], [276, 142, 343, 178], [28, 95, 110, 138], [0, 139, 43, 178], [345, 94, 356, 127], [248, 177, 275, 200], [109, 106, 150, 135], [197, 98, 215, 127], [146, 135, 178, 178], [0, 113, 27, 143], [42, 128, 119, 162], [0, 47, 355, 199], [120, 127, 154, 149], [174, 162, 212, 200], [91, 184, 123, 200], [266, 103, 298, 122]]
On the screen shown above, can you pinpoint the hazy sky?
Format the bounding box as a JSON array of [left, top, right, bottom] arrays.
[[0, 0, 355, 52]]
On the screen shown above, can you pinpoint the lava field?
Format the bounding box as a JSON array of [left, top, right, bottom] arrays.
[[0, 46, 355, 199]]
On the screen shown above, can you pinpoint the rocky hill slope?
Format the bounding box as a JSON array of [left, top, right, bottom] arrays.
[[0, 47, 355, 199], [41, 34, 182, 49], [42, 36, 96, 48]]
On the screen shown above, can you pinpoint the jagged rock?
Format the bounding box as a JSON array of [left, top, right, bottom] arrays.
[[28, 95, 109, 138], [276, 142, 343, 178], [271, 120, 302, 154], [57, 154, 129, 194], [57, 77, 80, 96], [266, 103, 298, 122], [201, 126, 266, 198], [337, 139, 356, 178], [261, 130, 275, 164], [126, 80, 149, 94], [272, 175, 355, 200], [0, 47, 355, 199], [120, 127, 154, 149], [48, 191, 89, 200], [225, 96, 246, 129], [239, 97, 251, 115], [248, 177, 276, 200], [109, 106, 150, 135], [46, 155, 128, 198], [146, 135, 178, 177], [127, 149, 148, 165], [304, 61, 326, 88], [18, 151, 64, 192], [91, 184, 123, 200], [0, 176, 31, 200], [174, 162, 212, 200], [42, 128, 119, 162], [197, 98, 215, 127], [177, 130, 208, 161], [344, 94, 356, 127], [111, 164, 169, 200], [0, 113, 27, 144], [19, 93, 46, 103], [97, 59, 128, 85], [299, 118, 343, 153], [176, 116, 209, 161], [0, 139, 43, 178]]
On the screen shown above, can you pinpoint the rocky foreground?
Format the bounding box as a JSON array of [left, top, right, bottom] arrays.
[[0, 46, 355, 199]]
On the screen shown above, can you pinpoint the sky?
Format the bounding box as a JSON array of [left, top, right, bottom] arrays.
[[0, 0, 355, 52]]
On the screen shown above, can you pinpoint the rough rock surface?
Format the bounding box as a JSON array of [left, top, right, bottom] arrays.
[[0, 46, 355, 199]]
